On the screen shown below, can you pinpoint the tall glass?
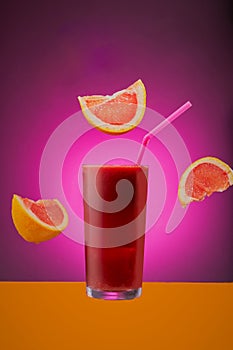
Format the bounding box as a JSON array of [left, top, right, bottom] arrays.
[[82, 164, 148, 300]]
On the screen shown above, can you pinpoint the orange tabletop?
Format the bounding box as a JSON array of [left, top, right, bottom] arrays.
[[0, 282, 232, 349]]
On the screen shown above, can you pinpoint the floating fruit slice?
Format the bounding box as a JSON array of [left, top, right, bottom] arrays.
[[77, 79, 146, 134], [11, 194, 69, 243], [178, 157, 233, 207]]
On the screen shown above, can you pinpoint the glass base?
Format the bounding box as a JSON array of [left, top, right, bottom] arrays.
[[86, 286, 142, 300]]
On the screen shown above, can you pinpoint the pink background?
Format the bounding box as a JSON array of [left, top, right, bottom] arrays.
[[1, 0, 232, 281]]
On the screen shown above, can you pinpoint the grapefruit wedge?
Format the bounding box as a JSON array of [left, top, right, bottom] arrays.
[[77, 79, 146, 134], [11, 195, 69, 243], [178, 157, 233, 207]]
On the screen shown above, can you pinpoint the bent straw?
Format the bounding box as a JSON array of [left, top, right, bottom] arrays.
[[136, 101, 192, 164]]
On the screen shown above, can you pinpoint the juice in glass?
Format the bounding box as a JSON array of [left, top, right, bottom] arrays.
[[82, 165, 148, 300]]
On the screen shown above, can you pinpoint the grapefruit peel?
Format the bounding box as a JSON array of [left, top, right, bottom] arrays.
[[178, 157, 233, 207], [77, 79, 146, 134], [11, 194, 69, 243]]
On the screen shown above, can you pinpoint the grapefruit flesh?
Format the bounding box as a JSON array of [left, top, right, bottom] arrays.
[[87, 91, 138, 125], [185, 163, 230, 200], [23, 198, 64, 226]]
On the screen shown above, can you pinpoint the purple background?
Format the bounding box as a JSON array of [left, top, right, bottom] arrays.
[[1, 0, 232, 281]]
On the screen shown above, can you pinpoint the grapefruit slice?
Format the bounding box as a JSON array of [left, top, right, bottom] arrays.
[[178, 157, 233, 207], [77, 79, 146, 134], [11, 194, 69, 243]]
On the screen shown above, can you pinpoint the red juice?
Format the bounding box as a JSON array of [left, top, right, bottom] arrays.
[[82, 165, 148, 300]]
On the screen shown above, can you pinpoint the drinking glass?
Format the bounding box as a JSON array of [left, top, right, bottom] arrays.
[[82, 164, 148, 300]]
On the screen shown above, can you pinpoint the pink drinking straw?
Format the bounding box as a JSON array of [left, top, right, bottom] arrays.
[[136, 101, 192, 164]]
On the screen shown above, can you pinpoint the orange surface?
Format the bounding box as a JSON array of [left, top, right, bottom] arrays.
[[0, 282, 232, 350]]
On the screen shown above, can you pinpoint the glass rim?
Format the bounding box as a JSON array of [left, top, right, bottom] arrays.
[[82, 164, 149, 168]]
